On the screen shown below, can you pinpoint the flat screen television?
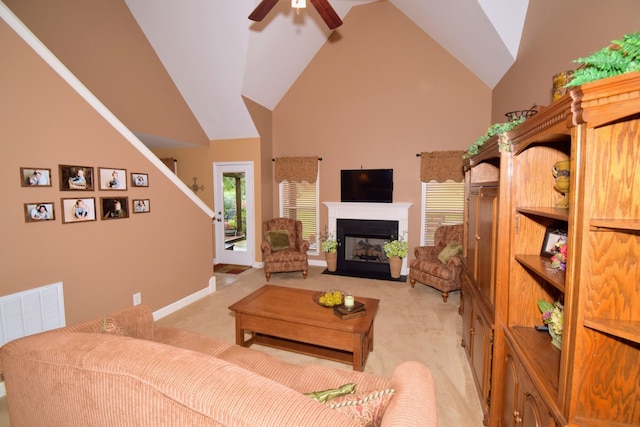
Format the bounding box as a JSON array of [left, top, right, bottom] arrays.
[[340, 169, 393, 203]]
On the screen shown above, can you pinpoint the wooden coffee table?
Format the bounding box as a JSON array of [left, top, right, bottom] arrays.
[[228, 285, 379, 371]]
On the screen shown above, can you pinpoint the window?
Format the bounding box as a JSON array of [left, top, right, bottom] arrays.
[[279, 172, 319, 254], [420, 180, 464, 246]]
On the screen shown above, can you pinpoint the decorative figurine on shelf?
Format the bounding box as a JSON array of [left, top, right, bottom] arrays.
[[553, 160, 570, 209]]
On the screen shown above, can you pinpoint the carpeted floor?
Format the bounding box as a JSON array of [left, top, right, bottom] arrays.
[[158, 266, 484, 427], [213, 263, 252, 274]]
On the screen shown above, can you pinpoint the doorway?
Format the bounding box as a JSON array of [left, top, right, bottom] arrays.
[[213, 162, 254, 266]]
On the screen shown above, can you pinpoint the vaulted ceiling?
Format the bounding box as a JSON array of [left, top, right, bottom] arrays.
[[124, 0, 528, 143]]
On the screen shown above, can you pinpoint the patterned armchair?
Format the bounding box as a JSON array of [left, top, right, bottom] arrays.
[[261, 218, 310, 281], [409, 224, 463, 302]]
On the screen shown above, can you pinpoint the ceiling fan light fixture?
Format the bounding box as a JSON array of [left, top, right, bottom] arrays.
[[292, 0, 306, 8]]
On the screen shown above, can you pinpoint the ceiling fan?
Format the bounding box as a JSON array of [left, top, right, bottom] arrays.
[[249, 0, 343, 29]]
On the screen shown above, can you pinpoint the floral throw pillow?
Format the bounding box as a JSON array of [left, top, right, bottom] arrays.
[[99, 315, 126, 336], [327, 388, 395, 427]]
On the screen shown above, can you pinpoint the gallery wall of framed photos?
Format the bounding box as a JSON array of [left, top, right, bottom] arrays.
[[20, 164, 150, 224]]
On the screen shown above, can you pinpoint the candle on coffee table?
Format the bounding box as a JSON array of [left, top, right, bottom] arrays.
[[344, 294, 355, 309]]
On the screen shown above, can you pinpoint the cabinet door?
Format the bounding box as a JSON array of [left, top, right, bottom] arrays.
[[477, 186, 498, 304], [460, 273, 473, 360], [467, 188, 480, 281], [472, 304, 493, 415], [501, 352, 520, 427]]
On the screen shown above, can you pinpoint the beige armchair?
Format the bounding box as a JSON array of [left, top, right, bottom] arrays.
[[409, 224, 463, 302], [261, 218, 310, 281]]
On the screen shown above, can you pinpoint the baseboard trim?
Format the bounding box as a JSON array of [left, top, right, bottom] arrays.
[[152, 276, 216, 321]]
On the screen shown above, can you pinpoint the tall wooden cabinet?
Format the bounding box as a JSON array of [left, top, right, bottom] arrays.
[[463, 72, 640, 426], [462, 139, 500, 424]]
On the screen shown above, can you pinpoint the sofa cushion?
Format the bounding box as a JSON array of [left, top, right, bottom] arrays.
[[99, 315, 126, 336], [266, 229, 290, 251], [327, 388, 395, 427], [437, 241, 462, 264]]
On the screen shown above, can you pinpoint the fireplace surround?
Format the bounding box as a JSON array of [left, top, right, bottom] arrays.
[[324, 202, 412, 280]]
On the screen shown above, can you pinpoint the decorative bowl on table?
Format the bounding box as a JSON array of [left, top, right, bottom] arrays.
[[313, 290, 345, 307]]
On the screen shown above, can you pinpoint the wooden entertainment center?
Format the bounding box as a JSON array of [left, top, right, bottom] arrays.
[[461, 72, 640, 426]]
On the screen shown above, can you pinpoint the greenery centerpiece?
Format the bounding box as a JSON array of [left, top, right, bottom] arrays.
[[463, 116, 527, 159]]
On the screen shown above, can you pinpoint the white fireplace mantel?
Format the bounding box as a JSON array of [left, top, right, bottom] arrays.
[[323, 202, 413, 275]]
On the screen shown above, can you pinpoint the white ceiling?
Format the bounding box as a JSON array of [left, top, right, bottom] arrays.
[[124, 0, 528, 143]]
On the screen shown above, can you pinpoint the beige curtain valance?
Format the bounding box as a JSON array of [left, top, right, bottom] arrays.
[[420, 151, 465, 183], [274, 156, 319, 183]]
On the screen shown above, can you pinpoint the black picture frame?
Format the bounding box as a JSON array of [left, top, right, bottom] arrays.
[[541, 224, 568, 258]]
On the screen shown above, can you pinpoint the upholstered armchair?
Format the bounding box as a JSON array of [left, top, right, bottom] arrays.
[[409, 224, 463, 302], [261, 218, 310, 281]]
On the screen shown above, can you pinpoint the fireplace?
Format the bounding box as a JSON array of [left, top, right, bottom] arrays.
[[324, 202, 412, 280], [336, 219, 398, 279]]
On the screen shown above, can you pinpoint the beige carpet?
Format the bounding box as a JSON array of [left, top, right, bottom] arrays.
[[157, 266, 484, 427]]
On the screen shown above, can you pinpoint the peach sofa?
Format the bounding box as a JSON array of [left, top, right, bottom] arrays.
[[0, 305, 437, 426]]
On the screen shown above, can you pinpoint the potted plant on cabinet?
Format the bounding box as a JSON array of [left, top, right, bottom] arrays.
[[383, 233, 408, 279], [320, 227, 338, 272]]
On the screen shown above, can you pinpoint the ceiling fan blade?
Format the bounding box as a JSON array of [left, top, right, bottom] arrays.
[[248, 0, 280, 22], [309, 0, 343, 29]]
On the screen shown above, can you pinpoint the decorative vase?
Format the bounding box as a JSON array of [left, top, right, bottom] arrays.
[[553, 160, 570, 209], [388, 256, 402, 279], [325, 251, 337, 272]]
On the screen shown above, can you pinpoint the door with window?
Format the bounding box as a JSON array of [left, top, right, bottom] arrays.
[[213, 162, 254, 266]]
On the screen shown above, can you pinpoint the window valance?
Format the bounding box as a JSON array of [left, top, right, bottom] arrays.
[[419, 151, 465, 183], [274, 156, 319, 183]]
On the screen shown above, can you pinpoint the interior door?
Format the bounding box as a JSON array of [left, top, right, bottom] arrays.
[[213, 162, 254, 266]]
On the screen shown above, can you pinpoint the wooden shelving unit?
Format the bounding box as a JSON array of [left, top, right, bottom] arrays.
[[464, 72, 640, 427]]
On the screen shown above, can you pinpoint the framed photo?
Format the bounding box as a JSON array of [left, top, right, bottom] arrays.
[[541, 225, 568, 257], [59, 165, 94, 191], [61, 197, 96, 223], [20, 168, 52, 187], [24, 202, 55, 222], [98, 167, 127, 190], [131, 172, 148, 187], [100, 197, 129, 220], [132, 199, 150, 213]]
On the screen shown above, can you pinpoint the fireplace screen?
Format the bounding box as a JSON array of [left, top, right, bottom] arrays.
[[344, 236, 389, 264], [335, 218, 398, 279]]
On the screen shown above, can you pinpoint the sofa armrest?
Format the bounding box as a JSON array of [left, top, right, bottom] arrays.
[[261, 240, 273, 255], [153, 325, 234, 357], [58, 305, 155, 341], [381, 361, 438, 427]]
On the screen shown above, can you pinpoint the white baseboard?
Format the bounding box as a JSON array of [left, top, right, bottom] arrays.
[[152, 276, 216, 321]]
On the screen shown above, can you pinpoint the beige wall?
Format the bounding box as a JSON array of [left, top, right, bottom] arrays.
[[273, 1, 492, 260], [492, 0, 640, 123], [0, 20, 213, 325], [4, 0, 209, 147], [153, 138, 264, 263]]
